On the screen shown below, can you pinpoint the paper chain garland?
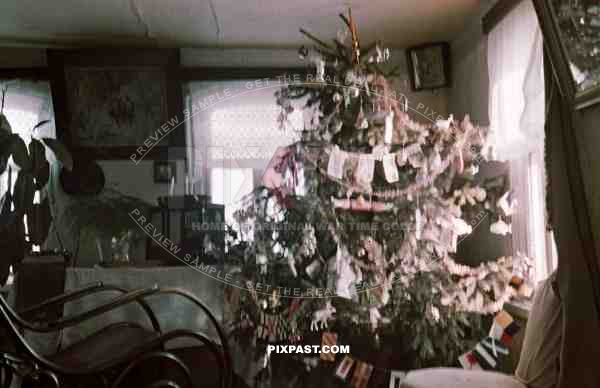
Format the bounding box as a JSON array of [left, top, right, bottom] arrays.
[[300, 116, 485, 199]]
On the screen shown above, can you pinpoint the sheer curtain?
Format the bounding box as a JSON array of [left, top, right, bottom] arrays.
[[0, 79, 56, 199], [487, 0, 554, 282], [184, 80, 302, 224]]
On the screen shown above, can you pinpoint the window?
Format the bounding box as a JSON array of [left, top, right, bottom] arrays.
[[0, 79, 56, 200], [184, 79, 303, 228], [210, 166, 254, 223], [487, 0, 557, 283]]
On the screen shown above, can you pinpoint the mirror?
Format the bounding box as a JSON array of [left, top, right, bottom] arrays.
[[551, 1, 600, 93]]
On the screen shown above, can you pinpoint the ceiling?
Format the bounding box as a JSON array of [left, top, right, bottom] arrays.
[[0, 0, 479, 48]]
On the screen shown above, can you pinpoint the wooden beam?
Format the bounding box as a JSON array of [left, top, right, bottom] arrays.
[[0, 67, 50, 80], [482, 0, 523, 35]]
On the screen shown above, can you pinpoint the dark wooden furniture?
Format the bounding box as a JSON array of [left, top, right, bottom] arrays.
[[0, 283, 233, 388], [148, 196, 224, 265]]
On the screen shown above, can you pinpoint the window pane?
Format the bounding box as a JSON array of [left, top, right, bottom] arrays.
[[210, 167, 254, 223]]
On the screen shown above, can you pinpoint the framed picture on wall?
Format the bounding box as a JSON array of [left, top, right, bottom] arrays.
[[533, 0, 600, 109], [48, 49, 185, 159], [406, 42, 450, 91]]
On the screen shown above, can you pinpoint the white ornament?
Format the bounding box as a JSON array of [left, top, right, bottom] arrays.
[[436, 114, 454, 131], [327, 147, 347, 179], [497, 191, 517, 216], [335, 245, 357, 299], [257, 254, 268, 275], [384, 110, 394, 144], [305, 259, 322, 279], [288, 255, 298, 277], [382, 154, 399, 183], [490, 218, 512, 235], [355, 156, 375, 189], [311, 301, 336, 331], [415, 208, 423, 240], [452, 217, 473, 235], [369, 307, 382, 330]]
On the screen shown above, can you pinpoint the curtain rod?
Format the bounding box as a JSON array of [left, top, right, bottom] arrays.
[[482, 0, 524, 35]]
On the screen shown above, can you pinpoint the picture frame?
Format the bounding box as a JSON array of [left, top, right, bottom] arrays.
[[48, 49, 185, 159], [153, 160, 177, 183], [533, 0, 600, 110], [406, 42, 450, 91]]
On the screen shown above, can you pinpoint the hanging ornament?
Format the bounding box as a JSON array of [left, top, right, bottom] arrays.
[[320, 332, 338, 361], [384, 110, 394, 145], [270, 289, 280, 309], [310, 301, 336, 331], [315, 58, 326, 82], [382, 154, 399, 183], [468, 163, 480, 176], [436, 114, 454, 131], [351, 361, 373, 388], [497, 191, 517, 216], [383, 47, 391, 61], [369, 306, 382, 331], [335, 356, 355, 381], [415, 207, 423, 240], [375, 44, 383, 63], [298, 45, 309, 59], [327, 147, 347, 179], [335, 245, 357, 299], [286, 254, 297, 279], [490, 218, 512, 235], [354, 156, 375, 189], [305, 258, 323, 279], [257, 254, 268, 275]]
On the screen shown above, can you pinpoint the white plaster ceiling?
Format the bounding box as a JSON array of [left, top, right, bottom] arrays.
[[0, 0, 479, 48]]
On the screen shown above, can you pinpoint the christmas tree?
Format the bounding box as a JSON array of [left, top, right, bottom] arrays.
[[225, 10, 531, 386]]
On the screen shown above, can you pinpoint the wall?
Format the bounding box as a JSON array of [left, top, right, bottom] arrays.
[[2, 46, 449, 265], [448, 1, 512, 265], [182, 47, 449, 121], [0, 47, 46, 68]]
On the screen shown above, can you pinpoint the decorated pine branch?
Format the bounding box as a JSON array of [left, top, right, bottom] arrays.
[[225, 9, 532, 371]]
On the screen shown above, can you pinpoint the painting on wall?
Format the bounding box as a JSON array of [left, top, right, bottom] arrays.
[[48, 49, 185, 159], [64, 67, 168, 147]]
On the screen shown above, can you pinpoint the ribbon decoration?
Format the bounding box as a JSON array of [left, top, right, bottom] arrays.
[[320, 332, 338, 362], [458, 310, 521, 371], [351, 361, 373, 388], [335, 356, 355, 380], [332, 197, 394, 212]]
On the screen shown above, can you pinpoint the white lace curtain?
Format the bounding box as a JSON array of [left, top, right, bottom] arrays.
[[0, 79, 55, 199], [487, 0, 555, 282]]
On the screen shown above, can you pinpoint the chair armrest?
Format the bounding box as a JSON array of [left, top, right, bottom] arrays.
[[146, 287, 233, 388], [18, 282, 162, 334], [43, 286, 232, 388]]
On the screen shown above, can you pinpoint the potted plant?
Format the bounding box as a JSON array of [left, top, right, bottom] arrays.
[[0, 93, 72, 284]]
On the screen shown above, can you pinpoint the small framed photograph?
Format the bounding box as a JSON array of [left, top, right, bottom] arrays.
[[154, 160, 176, 183], [406, 42, 451, 91]]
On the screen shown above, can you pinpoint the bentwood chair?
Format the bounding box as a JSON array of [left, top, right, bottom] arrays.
[[0, 282, 233, 388]]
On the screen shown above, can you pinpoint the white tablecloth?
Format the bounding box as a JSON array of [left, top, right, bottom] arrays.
[[16, 266, 224, 355]]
